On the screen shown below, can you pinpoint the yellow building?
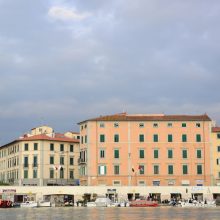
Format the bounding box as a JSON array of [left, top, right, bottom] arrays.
[[0, 126, 80, 186], [211, 127, 220, 186]]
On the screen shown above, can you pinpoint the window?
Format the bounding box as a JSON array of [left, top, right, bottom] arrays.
[[182, 150, 188, 159], [154, 149, 159, 158], [100, 123, 105, 128], [50, 143, 54, 151], [182, 123, 186, 127], [24, 170, 28, 179], [100, 134, 105, 142], [33, 170, 37, 178], [196, 134, 201, 142], [50, 156, 54, 165], [24, 143, 28, 151], [70, 145, 74, 152], [50, 169, 54, 178], [197, 149, 202, 159], [70, 157, 74, 165], [114, 122, 119, 128], [217, 134, 220, 139], [168, 149, 173, 159], [60, 156, 64, 165], [100, 149, 105, 158], [24, 156, 28, 168], [197, 165, 202, 175], [168, 134, 173, 142], [168, 165, 173, 175], [114, 134, 119, 142], [114, 165, 120, 175], [98, 165, 107, 175], [218, 146, 220, 152], [153, 134, 158, 142], [81, 136, 84, 144], [153, 165, 159, 174], [33, 156, 38, 167], [60, 144, 64, 152], [139, 165, 145, 175], [139, 149, 145, 159], [153, 123, 158, 128], [60, 167, 64, 178], [114, 149, 119, 159], [81, 125, 83, 131], [85, 135, 87, 144], [139, 123, 144, 128], [69, 170, 74, 179], [34, 143, 38, 151], [168, 123, 173, 127], [216, 158, 220, 165], [183, 165, 188, 175], [182, 134, 187, 142], [196, 123, 201, 127], [218, 172, 220, 178], [139, 134, 144, 142]]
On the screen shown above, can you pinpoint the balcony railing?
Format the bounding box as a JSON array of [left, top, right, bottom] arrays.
[[78, 158, 87, 164]]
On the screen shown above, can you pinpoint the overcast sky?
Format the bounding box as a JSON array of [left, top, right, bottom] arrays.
[[0, 0, 220, 144]]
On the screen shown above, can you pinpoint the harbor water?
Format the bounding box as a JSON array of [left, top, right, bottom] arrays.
[[0, 207, 220, 220]]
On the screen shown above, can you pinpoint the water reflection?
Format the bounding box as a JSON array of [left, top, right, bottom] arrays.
[[0, 207, 220, 220]]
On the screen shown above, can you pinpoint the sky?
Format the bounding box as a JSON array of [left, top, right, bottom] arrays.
[[0, 0, 220, 144]]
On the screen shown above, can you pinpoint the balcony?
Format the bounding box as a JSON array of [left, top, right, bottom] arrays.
[[78, 158, 87, 164]]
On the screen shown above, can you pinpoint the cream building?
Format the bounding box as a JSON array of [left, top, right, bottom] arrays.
[[0, 126, 80, 186], [211, 127, 220, 186]]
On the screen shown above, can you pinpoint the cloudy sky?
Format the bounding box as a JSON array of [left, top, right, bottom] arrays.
[[0, 0, 220, 144]]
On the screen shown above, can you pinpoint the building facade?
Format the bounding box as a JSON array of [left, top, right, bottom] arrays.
[[0, 126, 80, 186], [78, 113, 213, 186], [211, 127, 220, 186]]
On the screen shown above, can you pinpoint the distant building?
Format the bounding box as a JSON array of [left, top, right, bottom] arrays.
[[78, 113, 212, 186], [211, 127, 220, 186], [0, 126, 80, 186]]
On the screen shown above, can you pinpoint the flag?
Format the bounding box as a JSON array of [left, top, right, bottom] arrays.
[[138, 165, 143, 171]]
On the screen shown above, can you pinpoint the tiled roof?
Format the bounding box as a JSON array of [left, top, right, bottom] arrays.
[[0, 133, 79, 149], [19, 134, 79, 143], [212, 127, 220, 132], [78, 113, 211, 124]]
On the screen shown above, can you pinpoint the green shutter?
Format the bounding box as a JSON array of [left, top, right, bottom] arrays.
[[139, 134, 144, 142], [183, 165, 188, 174], [153, 134, 158, 142], [182, 150, 187, 159], [168, 165, 173, 174], [154, 150, 159, 158], [182, 134, 187, 142], [114, 149, 119, 158], [168, 134, 173, 142], [140, 150, 144, 158], [168, 150, 173, 158], [196, 134, 201, 142], [104, 166, 107, 174], [197, 165, 202, 174], [197, 150, 202, 158]]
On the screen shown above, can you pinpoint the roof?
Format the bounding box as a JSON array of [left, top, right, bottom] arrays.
[[0, 133, 79, 149], [78, 113, 212, 124], [212, 127, 220, 132]]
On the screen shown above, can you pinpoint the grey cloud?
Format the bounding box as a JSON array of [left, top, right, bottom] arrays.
[[0, 0, 220, 144]]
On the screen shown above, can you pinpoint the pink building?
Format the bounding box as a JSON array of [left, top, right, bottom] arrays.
[[78, 113, 212, 186]]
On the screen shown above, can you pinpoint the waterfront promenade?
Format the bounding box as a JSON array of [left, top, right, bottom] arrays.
[[0, 186, 220, 202]]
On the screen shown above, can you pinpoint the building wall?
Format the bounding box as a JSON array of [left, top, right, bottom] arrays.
[[79, 118, 212, 186], [0, 128, 80, 186], [211, 130, 220, 185]]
